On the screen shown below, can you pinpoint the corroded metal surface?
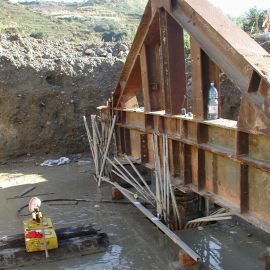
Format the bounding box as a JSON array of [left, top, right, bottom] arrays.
[[101, 0, 270, 234]]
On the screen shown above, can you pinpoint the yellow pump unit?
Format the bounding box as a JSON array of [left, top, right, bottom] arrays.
[[24, 197, 58, 253]]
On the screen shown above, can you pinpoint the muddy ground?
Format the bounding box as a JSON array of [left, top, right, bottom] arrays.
[[0, 155, 269, 270]]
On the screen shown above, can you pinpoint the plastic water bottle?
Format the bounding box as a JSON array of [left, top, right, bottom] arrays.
[[207, 82, 218, 120]]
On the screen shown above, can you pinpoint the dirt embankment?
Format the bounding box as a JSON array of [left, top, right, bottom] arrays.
[[0, 33, 269, 159], [0, 35, 128, 158]]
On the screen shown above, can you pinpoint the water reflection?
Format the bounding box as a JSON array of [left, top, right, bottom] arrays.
[[46, 245, 131, 270], [179, 222, 266, 270]]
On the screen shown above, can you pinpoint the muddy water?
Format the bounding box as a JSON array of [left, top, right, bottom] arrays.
[[0, 156, 269, 270], [178, 221, 268, 270]]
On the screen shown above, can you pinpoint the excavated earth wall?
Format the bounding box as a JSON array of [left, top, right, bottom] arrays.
[[0, 34, 269, 159], [0, 35, 128, 158]]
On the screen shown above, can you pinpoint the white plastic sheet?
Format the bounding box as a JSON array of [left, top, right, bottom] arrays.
[[40, 157, 70, 167]]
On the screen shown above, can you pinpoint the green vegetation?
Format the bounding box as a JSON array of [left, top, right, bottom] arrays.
[[82, 0, 146, 17], [184, 31, 190, 59], [0, 0, 147, 43], [232, 7, 266, 34], [241, 7, 265, 34], [30, 31, 44, 39], [0, 0, 75, 39]]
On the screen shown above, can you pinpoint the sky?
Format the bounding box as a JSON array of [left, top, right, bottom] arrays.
[[208, 0, 269, 17]]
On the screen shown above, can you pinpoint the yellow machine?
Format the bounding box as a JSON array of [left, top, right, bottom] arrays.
[[24, 197, 58, 253]]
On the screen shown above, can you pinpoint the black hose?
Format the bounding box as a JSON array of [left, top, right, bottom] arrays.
[[17, 198, 153, 219], [17, 199, 128, 217]]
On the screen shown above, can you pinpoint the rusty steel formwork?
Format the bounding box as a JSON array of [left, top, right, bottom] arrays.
[[99, 0, 270, 234]]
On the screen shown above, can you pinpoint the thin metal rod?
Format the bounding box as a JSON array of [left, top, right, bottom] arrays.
[[93, 117, 102, 142], [153, 134, 162, 217], [83, 115, 95, 162], [98, 116, 116, 186], [165, 135, 170, 221], [113, 157, 154, 203], [101, 176, 134, 195], [124, 155, 157, 202], [111, 169, 153, 205], [106, 158, 154, 205], [163, 135, 167, 221], [91, 115, 99, 177], [169, 183, 182, 229], [41, 217, 49, 259], [187, 216, 232, 223]]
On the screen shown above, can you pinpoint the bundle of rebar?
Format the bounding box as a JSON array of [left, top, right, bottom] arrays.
[[83, 114, 116, 186], [153, 134, 181, 229]]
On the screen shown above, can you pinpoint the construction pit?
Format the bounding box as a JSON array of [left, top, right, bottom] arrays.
[[1, 0, 270, 269], [0, 155, 269, 270]]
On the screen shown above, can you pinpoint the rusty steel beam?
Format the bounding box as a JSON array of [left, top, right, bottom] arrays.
[[240, 164, 249, 214], [150, 0, 172, 15], [140, 44, 151, 112], [114, 0, 270, 134], [190, 37, 204, 120], [110, 110, 270, 233], [140, 134, 149, 163], [171, 0, 270, 133], [172, 0, 270, 90], [238, 95, 270, 135], [159, 8, 186, 115], [200, 50, 220, 119], [146, 44, 164, 111], [120, 56, 141, 108], [101, 0, 270, 236], [113, 2, 152, 107]]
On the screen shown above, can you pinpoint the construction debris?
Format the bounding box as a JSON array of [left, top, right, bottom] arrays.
[[40, 157, 70, 167]]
